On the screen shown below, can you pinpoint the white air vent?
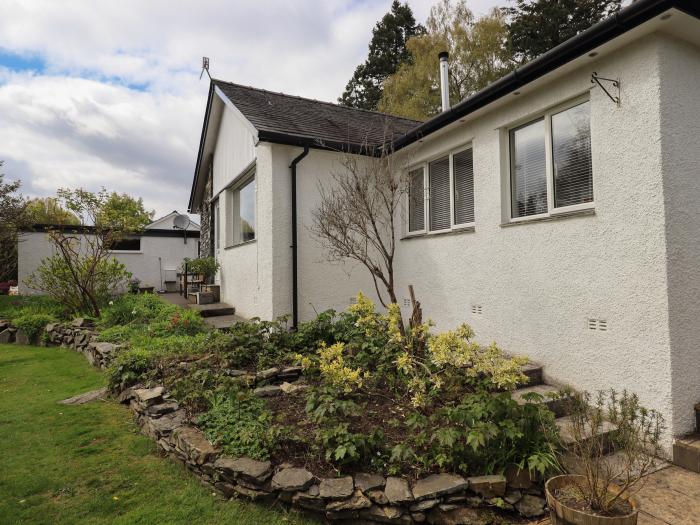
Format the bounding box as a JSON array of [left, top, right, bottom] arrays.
[[403, 298, 411, 308], [471, 304, 483, 315], [588, 318, 608, 331]]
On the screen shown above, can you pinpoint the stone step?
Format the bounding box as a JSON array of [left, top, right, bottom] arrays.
[[188, 302, 236, 318], [520, 363, 543, 386], [672, 434, 700, 473], [555, 416, 618, 453], [511, 384, 570, 417]]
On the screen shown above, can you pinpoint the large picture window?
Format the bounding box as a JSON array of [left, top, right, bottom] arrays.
[[509, 99, 593, 219], [407, 146, 474, 235], [227, 176, 256, 246]]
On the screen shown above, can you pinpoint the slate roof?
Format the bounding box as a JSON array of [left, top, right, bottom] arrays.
[[214, 79, 422, 150]]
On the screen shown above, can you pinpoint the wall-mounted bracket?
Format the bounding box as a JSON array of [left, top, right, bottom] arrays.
[[591, 72, 620, 105]]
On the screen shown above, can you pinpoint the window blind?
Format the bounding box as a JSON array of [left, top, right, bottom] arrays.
[[511, 119, 547, 218], [429, 156, 451, 231], [453, 148, 474, 225], [408, 168, 425, 232], [552, 101, 593, 208]]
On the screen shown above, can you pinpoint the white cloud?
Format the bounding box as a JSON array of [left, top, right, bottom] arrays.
[[0, 0, 503, 217]]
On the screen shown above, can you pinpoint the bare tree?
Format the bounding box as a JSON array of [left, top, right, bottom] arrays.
[[311, 141, 408, 314]]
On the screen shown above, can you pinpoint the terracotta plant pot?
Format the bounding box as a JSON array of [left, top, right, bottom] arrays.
[[545, 475, 638, 525]]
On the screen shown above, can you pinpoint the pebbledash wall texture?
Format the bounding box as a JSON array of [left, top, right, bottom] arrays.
[[204, 33, 700, 447]]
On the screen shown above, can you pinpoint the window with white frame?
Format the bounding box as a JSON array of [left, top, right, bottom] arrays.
[[227, 175, 256, 246], [509, 99, 593, 219], [407, 146, 474, 235]]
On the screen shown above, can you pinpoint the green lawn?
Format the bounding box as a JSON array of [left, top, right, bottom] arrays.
[[0, 343, 317, 525]]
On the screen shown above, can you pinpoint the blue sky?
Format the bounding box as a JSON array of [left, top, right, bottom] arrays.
[[0, 0, 502, 218]]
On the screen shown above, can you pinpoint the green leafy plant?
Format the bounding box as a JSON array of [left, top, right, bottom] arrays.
[[182, 257, 220, 281], [425, 390, 560, 476], [316, 422, 384, 466], [198, 390, 281, 460], [11, 312, 57, 341], [99, 293, 177, 327], [107, 348, 155, 391]]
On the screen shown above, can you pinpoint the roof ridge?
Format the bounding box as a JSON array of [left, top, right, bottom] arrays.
[[212, 78, 423, 124]]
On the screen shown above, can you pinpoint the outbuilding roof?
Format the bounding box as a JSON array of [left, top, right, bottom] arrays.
[[214, 80, 422, 151]]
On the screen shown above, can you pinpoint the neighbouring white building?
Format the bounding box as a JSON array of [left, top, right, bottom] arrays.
[[188, 0, 700, 454], [18, 211, 200, 293]]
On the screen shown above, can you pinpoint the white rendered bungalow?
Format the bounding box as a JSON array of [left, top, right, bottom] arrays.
[[188, 0, 700, 457], [18, 211, 200, 294]]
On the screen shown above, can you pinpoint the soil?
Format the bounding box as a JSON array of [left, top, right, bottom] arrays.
[[264, 379, 436, 481], [554, 485, 634, 517]]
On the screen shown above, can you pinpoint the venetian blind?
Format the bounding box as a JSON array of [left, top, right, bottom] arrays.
[[553, 101, 593, 208], [408, 168, 425, 232], [510, 119, 547, 218], [453, 148, 474, 225], [429, 156, 451, 231]]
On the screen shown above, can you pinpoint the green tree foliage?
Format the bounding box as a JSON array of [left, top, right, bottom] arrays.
[[26, 188, 153, 317], [380, 1, 512, 121], [26, 197, 80, 225], [0, 161, 30, 281], [503, 0, 622, 63], [339, 1, 424, 111], [97, 192, 154, 232]]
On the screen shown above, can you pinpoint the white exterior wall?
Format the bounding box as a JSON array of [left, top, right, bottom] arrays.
[[391, 36, 675, 441], [269, 146, 383, 321], [212, 104, 272, 319], [212, 100, 256, 197], [658, 35, 700, 437], [17, 231, 199, 293]]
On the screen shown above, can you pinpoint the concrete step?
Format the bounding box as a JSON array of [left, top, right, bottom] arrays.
[[188, 302, 236, 318], [555, 415, 618, 453], [511, 384, 570, 417], [520, 363, 544, 386], [673, 434, 700, 473]]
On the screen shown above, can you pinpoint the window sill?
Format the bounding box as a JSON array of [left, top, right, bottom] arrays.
[[402, 225, 475, 240], [109, 250, 143, 254], [224, 239, 256, 250], [501, 207, 595, 228]]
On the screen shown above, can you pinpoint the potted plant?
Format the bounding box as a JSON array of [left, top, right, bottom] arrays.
[[182, 257, 221, 301], [546, 390, 664, 525]]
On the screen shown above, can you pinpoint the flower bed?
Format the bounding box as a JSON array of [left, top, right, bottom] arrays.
[[6, 292, 562, 523]]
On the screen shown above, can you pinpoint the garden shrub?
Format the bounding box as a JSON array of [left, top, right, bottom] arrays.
[[99, 293, 178, 327], [107, 348, 156, 391], [97, 325, 140, 344], [198, 390, 281, 460], [12, 312, 58, 340]]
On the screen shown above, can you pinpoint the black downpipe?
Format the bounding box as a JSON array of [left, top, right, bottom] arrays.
[[290, 146, 309, 330]]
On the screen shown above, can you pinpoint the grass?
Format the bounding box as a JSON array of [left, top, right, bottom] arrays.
[[0, 343, 318, 525]]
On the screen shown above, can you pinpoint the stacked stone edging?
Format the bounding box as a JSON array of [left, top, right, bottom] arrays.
[[44, 319, 120, 369], [11, 319, 548, 524], [120, 383, 547, 523]]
